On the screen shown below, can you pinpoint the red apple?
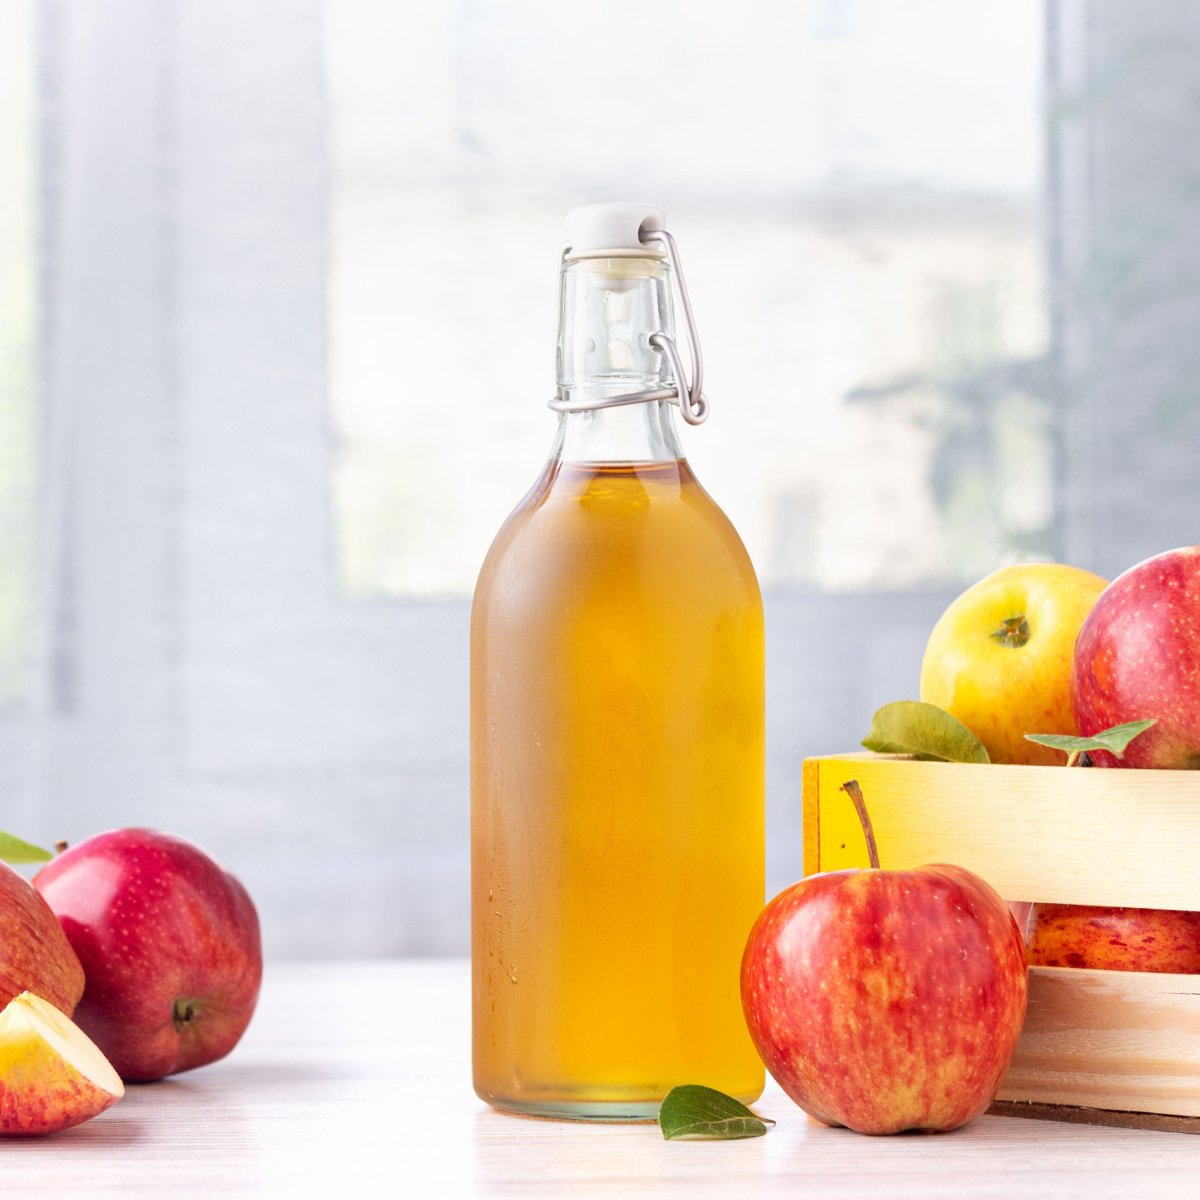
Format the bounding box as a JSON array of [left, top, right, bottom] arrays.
[[1027, 904, 1200, 973], [0, 861, 85, 1016], [34, 829, 262, 1082], [1072, 545, 1200, 768], [741, 782, 1027, 1135]]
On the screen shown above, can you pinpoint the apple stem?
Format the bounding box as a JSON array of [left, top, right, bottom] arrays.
[[840, 779, 880, 869], [53, 840, 68, 855], [990, 615, 1030, 648]]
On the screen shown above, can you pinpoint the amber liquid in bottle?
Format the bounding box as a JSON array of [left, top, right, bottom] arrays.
[[471, 233, 765, 1119]]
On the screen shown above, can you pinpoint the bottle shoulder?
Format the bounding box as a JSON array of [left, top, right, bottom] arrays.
[[473, 457, 761, 615]]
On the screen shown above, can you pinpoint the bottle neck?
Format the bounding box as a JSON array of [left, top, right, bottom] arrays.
[[552, 255, 684, 464]]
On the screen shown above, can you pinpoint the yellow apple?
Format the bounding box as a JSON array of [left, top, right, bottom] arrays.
[[0, 992, 124, 1136], [920, 563, 1108, 766]]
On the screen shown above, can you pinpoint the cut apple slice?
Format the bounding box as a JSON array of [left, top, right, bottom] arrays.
[[0, 991, 124, 1135]]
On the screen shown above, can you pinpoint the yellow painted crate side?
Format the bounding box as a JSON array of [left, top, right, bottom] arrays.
[[801, 756, 821, 879], [806, 755, 1200, 910]]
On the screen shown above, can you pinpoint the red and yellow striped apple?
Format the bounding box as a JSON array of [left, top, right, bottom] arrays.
[[740, 783, 1027, 1135], [1027, 905, 1200, 973], [0, 861, 84, 1017]]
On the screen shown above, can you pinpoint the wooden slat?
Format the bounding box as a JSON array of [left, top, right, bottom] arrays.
[[808, 755, 1200, 909], [997, 966, 1200, 1118]]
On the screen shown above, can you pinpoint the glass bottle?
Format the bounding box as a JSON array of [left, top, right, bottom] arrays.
[[471, 204, 765, 1120]]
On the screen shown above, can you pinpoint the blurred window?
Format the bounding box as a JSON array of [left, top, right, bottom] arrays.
[[328, 0, 1049, 598]]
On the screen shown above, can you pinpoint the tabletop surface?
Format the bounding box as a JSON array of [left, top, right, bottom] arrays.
[[5, 959, 1200, 1197]]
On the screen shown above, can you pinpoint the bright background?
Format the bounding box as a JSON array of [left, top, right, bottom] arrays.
[[1, 0, 1198, 956]]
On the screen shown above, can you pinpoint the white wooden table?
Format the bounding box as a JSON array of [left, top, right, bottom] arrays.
[[5, 960, 1200, 1197]]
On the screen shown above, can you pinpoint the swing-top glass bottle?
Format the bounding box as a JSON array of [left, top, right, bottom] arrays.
[[471, 204, 765, 1119]]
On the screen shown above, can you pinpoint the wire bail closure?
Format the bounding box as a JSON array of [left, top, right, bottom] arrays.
[[549, 227, 709, 426]]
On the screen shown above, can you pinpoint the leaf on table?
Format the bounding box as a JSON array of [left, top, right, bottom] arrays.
[[861, 700, 990, 764], [1025, 718, 1157, 763], [0, 831, 53, 865], [658, 1084, 775, 1141]]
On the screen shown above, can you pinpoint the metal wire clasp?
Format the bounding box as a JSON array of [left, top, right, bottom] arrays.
[[549, 226, 710, 426]]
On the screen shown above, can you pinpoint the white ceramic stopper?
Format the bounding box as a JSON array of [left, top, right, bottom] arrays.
[[565, 202, 666, 258]]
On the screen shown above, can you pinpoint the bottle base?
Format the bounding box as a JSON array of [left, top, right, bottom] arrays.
[[475, 1084, 764, 1123]]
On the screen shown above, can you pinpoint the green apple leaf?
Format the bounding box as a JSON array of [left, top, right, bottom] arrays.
[[861, 700, 991, 764], [658, 1085, 775, 1141], [0, 831, 53, 864], [1024, 718, 1157, 765]]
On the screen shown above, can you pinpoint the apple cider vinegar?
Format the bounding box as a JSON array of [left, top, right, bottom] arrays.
[[471, 205, 765, 1119]]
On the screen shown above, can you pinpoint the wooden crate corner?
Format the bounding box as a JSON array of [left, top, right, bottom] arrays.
[[801, 753, 1200, 1131]]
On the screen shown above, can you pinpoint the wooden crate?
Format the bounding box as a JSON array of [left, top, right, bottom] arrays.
[[802, 753, 1200, 1132]]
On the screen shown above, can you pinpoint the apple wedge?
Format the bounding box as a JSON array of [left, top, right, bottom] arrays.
[[0, 992, 124, 1135]]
